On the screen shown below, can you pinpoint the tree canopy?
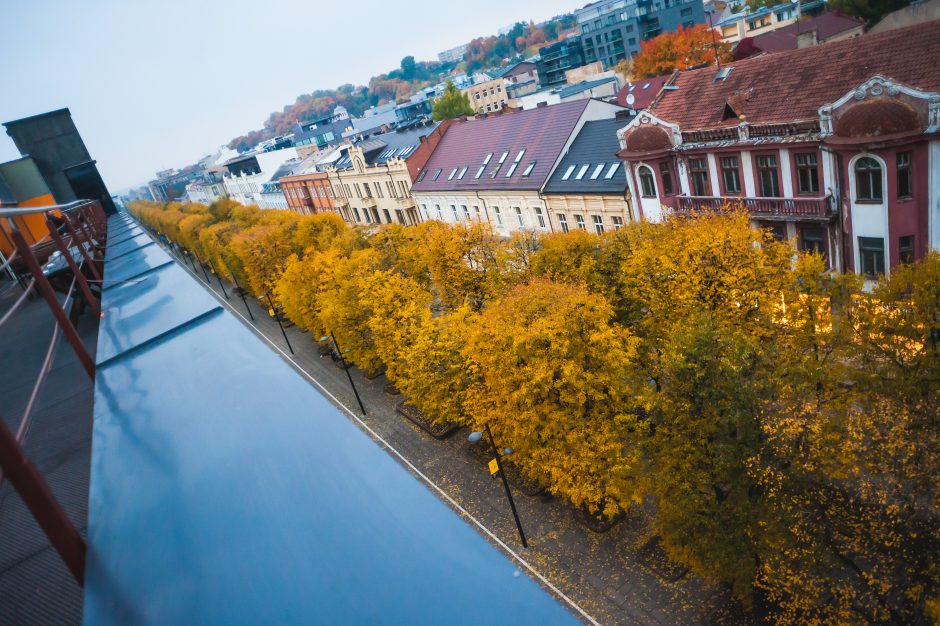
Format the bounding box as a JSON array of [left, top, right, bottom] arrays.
[[131, 197, 940, 624], [431, 81, 474, 121], [632, 24, 732, 78]]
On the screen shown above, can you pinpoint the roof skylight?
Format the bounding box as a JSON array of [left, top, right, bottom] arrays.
[[604, 162, 621, 179], [575, 164, 590, 180], [498, 152, 508, 164], [448, 168, 459, 180], [590, 164, 605, 180], [521, 161, 537, 177], [457, 166, 468, 179], [561, 165, 576, 180], [432, 168, 443, 181]]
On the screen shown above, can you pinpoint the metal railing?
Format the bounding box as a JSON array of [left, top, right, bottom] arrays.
[[0, 199, 108, 586], [675, 194, 833, 218]]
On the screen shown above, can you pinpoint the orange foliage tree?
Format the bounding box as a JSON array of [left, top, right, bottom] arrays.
[[632, 24, 731, 78]]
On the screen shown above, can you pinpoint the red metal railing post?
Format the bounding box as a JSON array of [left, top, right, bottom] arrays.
[[10, 228, 95, 380], [46, 217, 100, 317], [0, 416, 86, 585], [61, 217, 102, 282]]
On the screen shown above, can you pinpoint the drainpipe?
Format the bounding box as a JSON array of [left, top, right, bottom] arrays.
[[474, 190, 492, 226], [536, 189, 557, 233]]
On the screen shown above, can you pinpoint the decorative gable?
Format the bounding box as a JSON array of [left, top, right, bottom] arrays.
[[819, 75, 940, 139], [616, 112, 681, 157]]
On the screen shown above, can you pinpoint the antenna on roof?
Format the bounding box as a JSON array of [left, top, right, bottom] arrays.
[[707, 7, 721, 69]]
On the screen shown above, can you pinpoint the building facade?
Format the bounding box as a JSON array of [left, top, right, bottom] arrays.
[[221, 147, 299, 207], [536, 36, 587, 87], [716, 0, 817, 43], [438, 44, 469, 64], [543, 118, 634, 232], [615, 21, 940, 278], [464, 78, 510, 115], [411, 99, 625, 236], [576, 0, 706, 68], [328, 121, 450, 226]]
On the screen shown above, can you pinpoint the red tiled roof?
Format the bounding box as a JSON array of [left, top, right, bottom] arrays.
[[650, 19, 940, 131], [744, 12, 865, 54], [410, 100, 591, 193], [615, 73, 673, 110]]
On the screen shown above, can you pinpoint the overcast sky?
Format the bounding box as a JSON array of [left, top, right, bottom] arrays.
[[0, 0, 578, 191]]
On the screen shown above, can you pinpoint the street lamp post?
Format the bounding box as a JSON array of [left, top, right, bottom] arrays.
[[265, 292, 294, 355], [230, 274, 255, 321], [319, 333, 366, 416], [469, 424, 528, 548]]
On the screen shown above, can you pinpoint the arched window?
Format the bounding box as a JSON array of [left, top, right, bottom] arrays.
[[638, 165, 657, 198], [855, 157, 883, 202]]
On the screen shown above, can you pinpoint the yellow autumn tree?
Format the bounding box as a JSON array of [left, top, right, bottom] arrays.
[[315, 248, 384, 375], [230, 219, 299, 297], [464, 278, 642, 516], [619, 210, 794, 598]]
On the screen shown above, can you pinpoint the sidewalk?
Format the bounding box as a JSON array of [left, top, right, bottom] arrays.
[[166, 243, 747, 626]]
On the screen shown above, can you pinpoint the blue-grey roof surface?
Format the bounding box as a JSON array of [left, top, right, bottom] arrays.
[[333, 122, 438, 170], [85, 213, 578, 625], [543, 118, 628, 195], [555, 76, 618, 100]]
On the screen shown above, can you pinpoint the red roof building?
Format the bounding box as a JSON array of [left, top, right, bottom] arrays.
[[411, 99, 626, 235], [615, 74, 673, 111], [615, 19, 940, 278]]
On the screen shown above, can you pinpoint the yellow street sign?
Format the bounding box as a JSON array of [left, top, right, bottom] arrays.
[[488, 459, 499, 475]]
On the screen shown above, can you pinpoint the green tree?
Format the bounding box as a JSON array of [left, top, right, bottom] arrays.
[[400, 55, 416, 80], [431, 81, 474, 121]]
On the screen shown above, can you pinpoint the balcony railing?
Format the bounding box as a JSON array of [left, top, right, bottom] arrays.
[[675, 195, 833, 219], [395, 196, 416, 210], [360, 196, 377, 209]]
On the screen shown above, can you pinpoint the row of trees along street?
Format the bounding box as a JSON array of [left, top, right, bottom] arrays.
[[131, 198, 940, 624]]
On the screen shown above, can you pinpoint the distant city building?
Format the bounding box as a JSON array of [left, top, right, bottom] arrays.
[[395, 94, 433, 123], [614, 20, 940, 278], [3, 108, 116, 214], [411, 99, 626, 235], [714, 0, 823, 43], [293, 107, 351, 158], [464, 78, 511, 115], [576, 0, 706, 68], [148, 168, 202, 202], [733, 11, 864, 58], [437, 43, 469, 64], [221, 147, 299, 207], [343, 102, 398, 139], [536, 36, 587, 87]]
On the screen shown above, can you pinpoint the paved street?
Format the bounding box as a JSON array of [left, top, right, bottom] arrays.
[[166, 243, 745, 626]]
